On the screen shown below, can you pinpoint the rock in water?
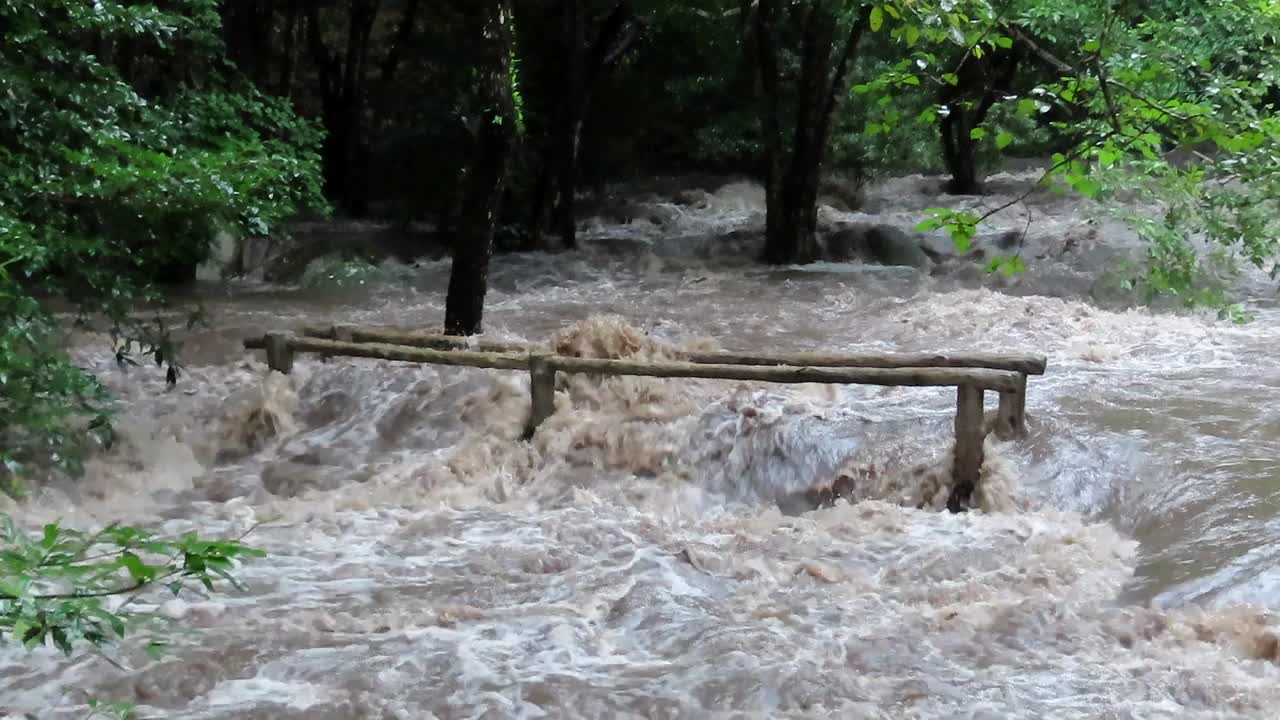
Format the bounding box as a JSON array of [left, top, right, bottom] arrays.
[[823, 223, 932, 268], [863, 224, 931, 269], [673, 188, 712, 208], [824, 225, 867, 262]]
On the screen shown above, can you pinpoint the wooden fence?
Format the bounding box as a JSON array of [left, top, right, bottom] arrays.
[[244, 324, 1047, 512]]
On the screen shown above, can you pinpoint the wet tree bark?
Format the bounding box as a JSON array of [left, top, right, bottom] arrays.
[[548, 0, 586, 251], [277, 0, 301, 98], [307, 0, 381, 216], [220, 1, 276, 88], [444, 0, 518, 336], [756, 1, 872, 265], [527, 0, 634, 251], [939, 45, 1022, 195], [380, 0, 423, 85]]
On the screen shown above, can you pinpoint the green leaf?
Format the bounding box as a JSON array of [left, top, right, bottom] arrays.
[[22, 623, 45, 650], [994, 36, 1014, 49], [996, 132, 1014, 150], [51, 627, 72, 655], [1065, 173, 1101, 198], [905, 25, 920, 47], [942, 73, 959, 86], [985, 255, 1026, 276], [969, 128, 987, 141], [870, 6, 884, 31], [41, 523, 60, 549], [119, 552, 156, 583]]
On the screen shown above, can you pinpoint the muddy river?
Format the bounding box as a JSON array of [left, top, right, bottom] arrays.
[[3, 170, 1279, 718]]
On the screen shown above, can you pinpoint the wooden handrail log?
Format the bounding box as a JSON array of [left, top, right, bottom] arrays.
[[247, 334, 1021, 390], [545, 355, 1022, 391], [299, 325, 528, 354], [259, 335, 531, 371], [684, 350, 1046, 375], [292, 323, 1047, 375]]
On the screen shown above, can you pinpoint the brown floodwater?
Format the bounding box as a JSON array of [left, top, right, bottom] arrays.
[[3, 171, 1280, 719]]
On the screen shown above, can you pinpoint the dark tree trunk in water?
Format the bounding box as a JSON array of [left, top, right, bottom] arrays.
[[526, 0, 634, 251], [444, 0, 518, 336], [551, 0, 586, 250], [939, 46, 1022, 195], [755, 1, 872, 264], [940, 110, 981, 195]]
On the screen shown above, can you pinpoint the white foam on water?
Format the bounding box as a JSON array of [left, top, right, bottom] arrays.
[[5, 173, 1280, 718]]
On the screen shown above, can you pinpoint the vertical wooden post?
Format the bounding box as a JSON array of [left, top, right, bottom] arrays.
[[948, 383, 985, 513], [995, 373, 1027, 439], [264, 333, 294, 374], [320, 324, 354, 364], [524, 354, 556, 440]]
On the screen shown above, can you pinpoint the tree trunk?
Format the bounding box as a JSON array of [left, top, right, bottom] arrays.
[[941, 111, 981, 194], [527, 0, 634, 251], [940, 46, 1022, 195], [307, 1, 380, 216], [525, 163, 553, 250], [220, 1, 274, 87], [756, 0, 788, 263], [444, 0, 518, 336], [757, 1, 871, 264], [338, 0, 380, 216], [278, 0, 301, 98], [380, 0, 423, 84], [551, 0, 585, 250]]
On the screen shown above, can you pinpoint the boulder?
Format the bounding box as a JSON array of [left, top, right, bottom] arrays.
[[864, 224, 931, 268], [597, 202, 681, 226], [673, 188, 712, 208], [824, 226, 866, 262], [822, 223, 931, 268]]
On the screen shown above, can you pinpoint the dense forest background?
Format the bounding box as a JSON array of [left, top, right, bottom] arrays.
[[2, 0, 1279, 481]]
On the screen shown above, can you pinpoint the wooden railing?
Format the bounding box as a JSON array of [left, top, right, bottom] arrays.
[[244, 324, 1047, 512]]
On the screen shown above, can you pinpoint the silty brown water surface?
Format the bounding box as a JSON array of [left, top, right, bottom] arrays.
[[3, 171, 1279, 719]]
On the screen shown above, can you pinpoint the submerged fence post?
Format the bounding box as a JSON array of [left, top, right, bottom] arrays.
[[320, 324, 355, 364], [264, 333, 294, 374], [949, 383, 985, 512], [525, 354, 556, 440], [995, 373, 1028, 439]]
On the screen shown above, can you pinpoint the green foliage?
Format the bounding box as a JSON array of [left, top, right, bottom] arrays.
[[854, 0, 1280, 305], [1019, 0, 1280, 305], [0, 515, 263, 656], [0, 0, 326, 486], [0, 514, 263, 716]]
